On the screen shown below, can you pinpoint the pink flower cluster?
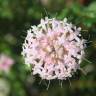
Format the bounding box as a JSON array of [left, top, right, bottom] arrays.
[[0, 54, 14, 72], [22, 17, 85, 80]]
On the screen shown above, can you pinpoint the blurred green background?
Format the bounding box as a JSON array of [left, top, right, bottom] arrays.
[[0, 0, 96, 96]]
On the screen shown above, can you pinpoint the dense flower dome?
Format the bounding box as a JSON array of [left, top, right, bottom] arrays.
[[22, 17, 85, 80]]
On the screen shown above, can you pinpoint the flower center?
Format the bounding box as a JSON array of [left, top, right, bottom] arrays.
[[38, 34, 68, 64]]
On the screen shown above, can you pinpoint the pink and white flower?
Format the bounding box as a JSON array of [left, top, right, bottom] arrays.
[[0, 54, 14, 72], [22, 17, 85, 80]]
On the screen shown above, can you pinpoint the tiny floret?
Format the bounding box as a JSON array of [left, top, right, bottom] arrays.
[[22, 17, 85, 80]]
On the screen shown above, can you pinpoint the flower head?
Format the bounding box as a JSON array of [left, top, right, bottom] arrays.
[[22, 17, 85, 80], [0, 54, 14, 72]]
